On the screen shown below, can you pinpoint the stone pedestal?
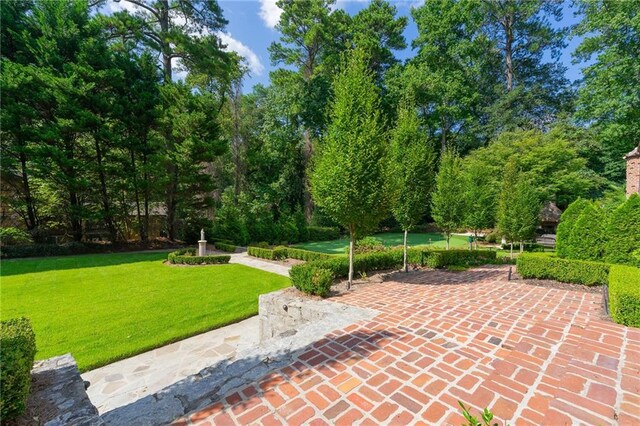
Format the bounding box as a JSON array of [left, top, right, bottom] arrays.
[[198, 240, 207, 257]]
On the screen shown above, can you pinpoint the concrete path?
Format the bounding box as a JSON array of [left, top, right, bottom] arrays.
[[82, 316, 260, 414], [227, 252, 291, 277]]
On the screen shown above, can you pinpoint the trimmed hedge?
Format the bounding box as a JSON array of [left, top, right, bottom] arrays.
[[555, 198, 590, 258], [608, 265, 640, 327], [286, 247, 334, 261], [566, 203, 606, 261], [214, 242, 237, 253], [422, 250, 497, 269], [516, 253, 610, 286], [1, 318, 37, 420], [289, 266, 334, 297], [167, 248, 230, 265], [290, 248, 496, 296], [247, 246, 275, 260], [1, 242, 89, 259], [605, 194, 640, 266], [306, 226, 340, 242]]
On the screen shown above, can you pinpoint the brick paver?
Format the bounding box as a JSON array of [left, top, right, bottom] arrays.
[[176, 266, 640, 425]]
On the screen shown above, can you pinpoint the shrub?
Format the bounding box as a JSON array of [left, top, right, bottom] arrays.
[[247, 246, 275, 260], [254, 241, 270, 249], [0, 227, 33, 246], [285, 247, 334, 261], [485, 231, 499, 244], [608, 265, 640, 327], [0, 242, 89, 259], [352, 236, 386, 254], [290, 266, 334, 297], [516, 253, 609, 285], [555, 198, 590, 258], [306, 226, 340, 242], [273, 246, 289, 260], [566, 203, 606, 261], [604, 194, 640, 267], [499, 242, 545, 252], [167, 248, 230, 265], [1, 318, 37, 420], [214, 242, 237, 253], [422, 250, 497, 269]]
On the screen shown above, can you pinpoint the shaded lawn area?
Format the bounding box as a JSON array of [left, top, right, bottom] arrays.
[[293, 232, 468, 254], [0, 252, 289, 372]]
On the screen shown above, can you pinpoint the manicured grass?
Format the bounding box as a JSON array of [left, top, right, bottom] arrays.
[[293, 232, 468, 254], [0, 252, 289, 372]]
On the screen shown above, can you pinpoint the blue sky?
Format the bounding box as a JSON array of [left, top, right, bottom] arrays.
[[219, 0, 588, 93]]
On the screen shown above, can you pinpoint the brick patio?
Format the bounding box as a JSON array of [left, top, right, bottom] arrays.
[[175, 266, 640, 425]]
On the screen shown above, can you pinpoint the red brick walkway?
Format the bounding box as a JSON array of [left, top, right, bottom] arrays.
[[176, 266, 640, 425]]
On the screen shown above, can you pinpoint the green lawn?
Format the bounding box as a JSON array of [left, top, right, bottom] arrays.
[[0, 252, 289, 371], [293, 232, 468, 254]]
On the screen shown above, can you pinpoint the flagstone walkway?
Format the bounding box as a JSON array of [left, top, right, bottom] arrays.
[[175, 266, 640, 426], [83, 316, 260, 414]]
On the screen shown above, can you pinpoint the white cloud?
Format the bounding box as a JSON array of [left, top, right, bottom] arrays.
[[218, 32, 265, 76], [259, 0, 282, 29]]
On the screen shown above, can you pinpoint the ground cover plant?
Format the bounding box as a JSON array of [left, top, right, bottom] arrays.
[[292, 232, 467, 254], [0, 252, 289, 371]]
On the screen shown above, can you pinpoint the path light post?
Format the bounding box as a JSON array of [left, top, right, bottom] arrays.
[[198, 229, 207, 257]]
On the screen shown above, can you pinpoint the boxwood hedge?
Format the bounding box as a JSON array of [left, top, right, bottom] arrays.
[[608, 265, 640, 327], [516, 253, 610, 286], [290, 248, 496, 296], [167, 248, 230, 265], [247, 246, 275, 260], [214, 242, 237, 253], [1, 318, 36, 420]]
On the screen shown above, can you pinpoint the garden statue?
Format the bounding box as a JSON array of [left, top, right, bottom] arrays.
[[198, 228, 207, 257]]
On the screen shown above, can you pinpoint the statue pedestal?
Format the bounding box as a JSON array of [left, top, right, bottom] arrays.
[[198, 240, 207, 257]]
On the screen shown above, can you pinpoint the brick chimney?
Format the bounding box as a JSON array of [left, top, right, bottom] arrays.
[[625, 146, 640, 197]]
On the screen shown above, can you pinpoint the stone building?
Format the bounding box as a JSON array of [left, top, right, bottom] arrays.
[[625, 146, 640, 197]]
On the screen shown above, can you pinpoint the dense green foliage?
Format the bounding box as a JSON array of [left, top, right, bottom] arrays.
[[1, 0, 634, 247], [555, 198, 591, 258], [497, 162, 541, 251], [574, 0, 640, 182], [167, 249, 230, 265], [0, 227, 33, 246], [604, 194, 640, 266], [306, 226, 341, 242], [289, 266, 334, 297], [247, 246, 276, 260], [608, 265, 640, 327], [566, 203, 606, 261], [0, 317, 36, 420], [556, 195, 640, 266], [422, 250, 497, 269], [516, 253, 610, 286], [389, 102, 436, 269], [214, 242, 237, 253], [310, 49, 388, 286], [1, 253, 289, 371], [290, 247, 500, 296], [431, 149, 465, 249]]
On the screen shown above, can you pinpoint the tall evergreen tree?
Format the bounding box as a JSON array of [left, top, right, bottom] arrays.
[[310, 49, 387, 288]]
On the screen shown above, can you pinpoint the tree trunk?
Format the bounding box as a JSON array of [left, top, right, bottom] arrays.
[[520, 241, 524, 253], [348, 228, 355, 290], [142, 151, 150, 241], [474, 230, 479, 250], [403, 229, 408, 273], [302, 129, 314, 220], [95, 137, 118, 242], [19, 151, 37, 231], [503, 15, 514, 91], [510, 242, 514, 259], [446, 233, 450, 250], [130, 149, 147, 242], [166, 164, 178, 240]]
